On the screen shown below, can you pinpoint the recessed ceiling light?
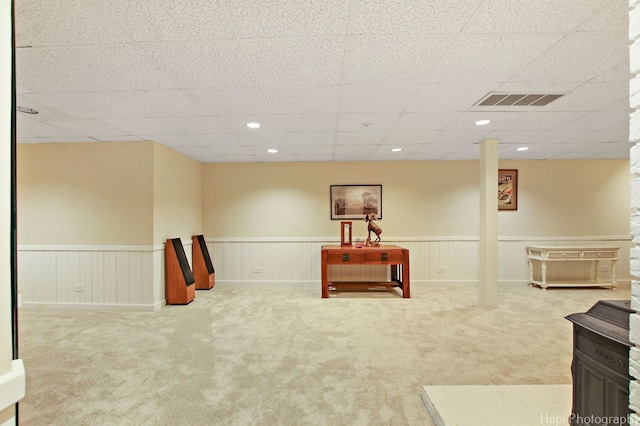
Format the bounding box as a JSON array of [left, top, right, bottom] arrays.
[[516, 146, 529, 152], [475, 119, 491, 126], [247, 122, 261, 129], [391, 148, 402, 152], [267, 148, 278, 153]]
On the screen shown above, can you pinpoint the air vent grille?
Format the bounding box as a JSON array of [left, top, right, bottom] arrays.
[[476, 93, 563, 107]]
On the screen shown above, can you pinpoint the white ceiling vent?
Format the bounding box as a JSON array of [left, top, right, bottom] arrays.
[[474, 93, 564, 107]]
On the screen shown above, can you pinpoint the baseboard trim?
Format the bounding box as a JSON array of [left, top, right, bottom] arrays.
[[21, 302, 159, 312]]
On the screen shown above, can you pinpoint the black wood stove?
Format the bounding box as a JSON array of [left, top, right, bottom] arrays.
[[565, 300, 636, 426]]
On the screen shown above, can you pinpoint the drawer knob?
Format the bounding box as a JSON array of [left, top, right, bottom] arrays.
[[342, 253, 350, 262], [381, 253, 388, 261]]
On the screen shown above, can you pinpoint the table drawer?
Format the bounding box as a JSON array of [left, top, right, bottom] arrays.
[[548, 251, 581, 259], [582, 250, 615, 259], [365, 251, 403, 263], [326, 252, 366, 264]]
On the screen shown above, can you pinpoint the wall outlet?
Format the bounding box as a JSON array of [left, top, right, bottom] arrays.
[[253, 267, 262, 273], [437, 266, 446, 273], [74, 284, 85, 292]]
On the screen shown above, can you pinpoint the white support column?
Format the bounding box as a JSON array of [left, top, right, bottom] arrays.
[[478, 139, 498, 308]]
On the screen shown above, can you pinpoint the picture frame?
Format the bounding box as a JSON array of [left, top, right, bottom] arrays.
[[330, 185, 382, 220], [498, 169, 518, 211]]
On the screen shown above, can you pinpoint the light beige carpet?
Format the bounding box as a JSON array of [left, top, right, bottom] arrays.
[[17, 282, 629, 425]]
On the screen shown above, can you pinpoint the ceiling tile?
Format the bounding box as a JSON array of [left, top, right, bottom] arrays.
[[542, 82, 630, 112], [463, 0, 606, 33], [426, 130, 489, 145], [336, 132, 386, 145], [350, 0, 480, 35], [16, 94, 76, 122], [555, 110, 629, 131], [426, 34, 564, 83], [117, 90, 208, 117], [338, 113, 400, 132], [161, 116, 230, 135], [14, 0, 630, 162], [189, 88, 274, 116], [341, 85, 419, 113], [284, 133, 335, 146], [142, 40, 258, 88], [235, 131, 287, 146], [103, 118, 179, 135], [499, 111, 588, 131], [277, 114, 338, 132], [291, 145, 335, 156], [46, 119, 130, 137], [185, 134, 240, 147], [344, 35, 453, 84], [294, 154, 334, 162], [394, 112, 464, 131], [15, 0, 133, 46], [383, 131, 439, 145], [444, 111, 526, 131], [16, 48, 99, 93], [406, 83, 500, 113], [35, 92, 143, 119], [244, 37, 346, 86], [224, 0, 349, 38], [215, 115, 285, 133], [113, 0, 235, 42], [264, 86, 340, 114], [17, 116, 79, 138], [509, 32, 628, 84], [43, 44, 181, 91]]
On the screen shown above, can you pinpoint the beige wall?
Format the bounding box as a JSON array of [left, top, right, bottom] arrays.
[[152, 143, 202, 245], [203, 159, 630, 239], [499, 160, 630, 237], [17, 142, 154, 245], [16, 142, 630, 246]]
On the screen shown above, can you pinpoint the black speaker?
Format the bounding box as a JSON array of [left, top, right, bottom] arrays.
[[196, 234, 215, 274], [171, 238, 195, 286]]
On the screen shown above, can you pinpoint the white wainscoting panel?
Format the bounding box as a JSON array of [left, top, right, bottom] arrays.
[[17, 237, 631, 310], [206, 237, 631, 287], [17, 243, 176, 311]]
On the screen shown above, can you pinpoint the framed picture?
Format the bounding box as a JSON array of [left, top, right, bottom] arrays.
[[498, 169, 518, 211], [330, 185, 382, 220]]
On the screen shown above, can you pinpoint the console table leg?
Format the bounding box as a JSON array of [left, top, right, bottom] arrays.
[[321, 251, 328, 298], [402, 251, 410, 298], [541, 261, 547, 288]]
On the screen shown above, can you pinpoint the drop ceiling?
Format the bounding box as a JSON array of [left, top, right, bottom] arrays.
[[14, 0, 631, 163]]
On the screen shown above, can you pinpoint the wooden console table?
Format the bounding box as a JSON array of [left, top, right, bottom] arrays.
[[526, 246, 619, 289], [321, 245, 410, 298]]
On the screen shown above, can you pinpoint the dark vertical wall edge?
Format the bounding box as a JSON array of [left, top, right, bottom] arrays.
[[10, 1, 20, 422], [10, 0, 18, 361]]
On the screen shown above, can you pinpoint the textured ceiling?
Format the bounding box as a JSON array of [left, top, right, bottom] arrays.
[[14, 0, 630, 163]]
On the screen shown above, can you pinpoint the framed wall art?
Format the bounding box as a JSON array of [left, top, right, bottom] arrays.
[[330, 185, 382, 220], [498, 169, 518, 211]]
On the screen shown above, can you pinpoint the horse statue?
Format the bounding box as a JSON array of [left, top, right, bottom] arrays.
[[364, 213, 382, 246]]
